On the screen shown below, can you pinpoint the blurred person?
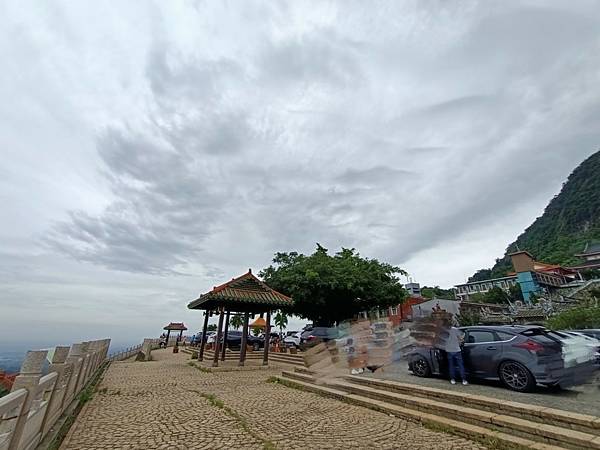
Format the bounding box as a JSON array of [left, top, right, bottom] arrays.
[[446, 326, 468, 386]]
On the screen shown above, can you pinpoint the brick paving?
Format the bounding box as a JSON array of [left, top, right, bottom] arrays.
[[61, 349, 486, 450]]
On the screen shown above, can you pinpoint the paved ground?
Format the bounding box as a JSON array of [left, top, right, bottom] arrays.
[[61, 349, 486, 450], [369, 363, 600, 416]]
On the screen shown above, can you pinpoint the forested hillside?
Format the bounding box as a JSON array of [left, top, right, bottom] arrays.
[[470, 150, 600, 282]]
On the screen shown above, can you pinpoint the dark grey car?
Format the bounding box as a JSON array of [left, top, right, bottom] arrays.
[[408, 325, 597, 392]]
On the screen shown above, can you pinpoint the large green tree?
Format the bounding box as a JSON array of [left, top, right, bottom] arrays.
[[260, 244, 407, 326]]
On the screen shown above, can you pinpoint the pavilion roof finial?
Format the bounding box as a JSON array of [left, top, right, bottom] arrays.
[[248, 268, 252, 273]]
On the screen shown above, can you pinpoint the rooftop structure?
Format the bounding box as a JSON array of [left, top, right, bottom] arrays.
[[163, 322, 187, 331], [454, 276, 518, 302], [188, 269, 293, 367], [163, 322, 188, 343], [509, 251, 579, 303], [571, 241, 600, 271]]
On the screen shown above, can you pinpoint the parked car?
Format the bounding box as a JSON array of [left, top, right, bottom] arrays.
[[284, 331, 302, 348], [300, 327, 339, 349], [206, 332, 217, 345], [219, 330, 263, 350], [407, 325, 598, 392], [571, 329, 600, 340], [194, 331, 216, 345], [559, 331, 600, 365]]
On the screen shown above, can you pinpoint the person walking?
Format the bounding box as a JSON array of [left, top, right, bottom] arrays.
[[445, 326, 468, 385]]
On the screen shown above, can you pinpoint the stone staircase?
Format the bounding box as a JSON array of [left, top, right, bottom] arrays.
[[181, 347, 305, 366], [278, 367, 600, 450]]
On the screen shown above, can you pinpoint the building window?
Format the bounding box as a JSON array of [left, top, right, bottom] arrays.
[[390, 307, 398, 316]]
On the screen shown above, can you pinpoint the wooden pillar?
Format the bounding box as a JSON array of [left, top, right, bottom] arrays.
[[178, 330, 184, 341], [165, 330, 171, 346], [239, 312, 250, 366], [213, 308, 225, 367], [221, 310, 231, 361], [263, 310, 271, 366], [199, 310, 210, 361]]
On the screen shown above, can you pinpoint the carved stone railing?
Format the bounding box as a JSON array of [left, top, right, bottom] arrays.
[[0, 338, 110, 450], [107, 339, 161, 362]]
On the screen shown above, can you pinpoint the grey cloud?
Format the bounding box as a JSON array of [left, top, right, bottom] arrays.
[[34, 1, 600, 282], [337, 166, 412, 185]]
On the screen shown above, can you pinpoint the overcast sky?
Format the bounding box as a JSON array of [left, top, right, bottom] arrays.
[[2, 1, 600, 348]]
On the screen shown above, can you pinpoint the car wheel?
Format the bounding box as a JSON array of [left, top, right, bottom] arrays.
[[411, 357, 431, 377], [499, 361, 536, 392]]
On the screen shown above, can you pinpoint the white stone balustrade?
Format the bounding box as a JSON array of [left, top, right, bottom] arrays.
[[0, 338, 111, 450]]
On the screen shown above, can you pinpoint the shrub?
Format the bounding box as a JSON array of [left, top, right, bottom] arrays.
[[546, 306, 600, 330]]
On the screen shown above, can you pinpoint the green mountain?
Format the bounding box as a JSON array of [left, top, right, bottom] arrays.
[[469, 150, 600, 282]]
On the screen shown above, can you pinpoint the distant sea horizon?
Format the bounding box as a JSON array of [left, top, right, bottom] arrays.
[[0, 340, 139, 374]]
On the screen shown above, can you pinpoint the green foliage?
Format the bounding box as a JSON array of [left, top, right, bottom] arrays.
[[482, 287, 510, 304], [509, 283, 524, 303], [468, 269, 493, 283], [421, 286, 455, 299], [581, 269, 600, 281], [0, 385, 8, 398], [456, 310, 482, 326], [207, 324, 217, 332], [252, 327, 261, 337], [546, 306, 600, 330], [229, 314, 243, 330], [471, 150, 600, 278], [273, 311, 288, 333], [260, 244, 407, 326]]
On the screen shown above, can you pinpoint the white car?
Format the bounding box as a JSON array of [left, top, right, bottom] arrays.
[[560, 331, 600, 366], [284, 331, 302, 348]]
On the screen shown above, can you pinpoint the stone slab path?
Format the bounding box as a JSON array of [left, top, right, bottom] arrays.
[[61, 349, 486, 450]]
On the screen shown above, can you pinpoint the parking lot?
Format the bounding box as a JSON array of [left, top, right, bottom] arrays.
[[368, 362, 600, 416]]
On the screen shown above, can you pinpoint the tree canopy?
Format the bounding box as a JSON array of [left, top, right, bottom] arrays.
[[229, 314, 243, 330], [420, 285, 455, 299], [274, 311, 288, 333], [260, 244, 407, 326], [546, 306, 600, 330]]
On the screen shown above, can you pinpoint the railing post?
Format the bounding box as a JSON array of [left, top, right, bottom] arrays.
[[7, 350, 48, 450], [40, 346, 70, 436], [66, 343, 85, 401], [78, 342, 91, 389]]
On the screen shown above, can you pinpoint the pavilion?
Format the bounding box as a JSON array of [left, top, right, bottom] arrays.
[[187, 269, 293, 367], [163, 322, 187, 344]]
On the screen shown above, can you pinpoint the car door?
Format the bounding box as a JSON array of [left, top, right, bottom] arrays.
[[462, 329, 503, 379]]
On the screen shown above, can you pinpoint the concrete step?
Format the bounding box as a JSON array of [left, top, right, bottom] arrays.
[[294, 366, 316, 376], [281, 370, 315, 383], [276, 376, 567, 450], [200, 351, 303, 365], [323, 379, 599, 450], [344, 376, 600, 437]]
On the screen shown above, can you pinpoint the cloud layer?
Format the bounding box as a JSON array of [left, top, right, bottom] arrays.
[[2, 1, 600, 344]]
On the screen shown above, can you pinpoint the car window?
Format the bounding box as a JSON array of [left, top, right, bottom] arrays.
[[466, 330, 496, 343], [496, 331, 515, 341]]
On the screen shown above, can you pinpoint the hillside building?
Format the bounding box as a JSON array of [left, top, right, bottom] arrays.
[[509, 251, 579, 303], [454, 276, 518, 302], [570, 242, 600, 272]]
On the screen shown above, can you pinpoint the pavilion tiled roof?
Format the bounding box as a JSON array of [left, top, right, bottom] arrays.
[[164, 322, 187, 331], [187, 269, 293, 311]]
